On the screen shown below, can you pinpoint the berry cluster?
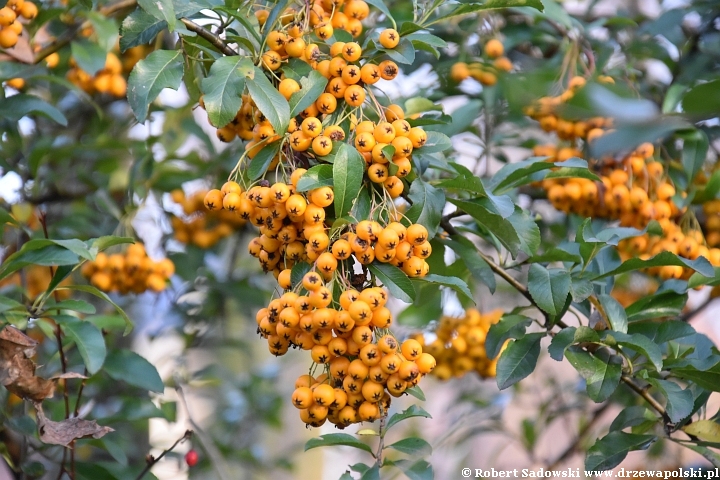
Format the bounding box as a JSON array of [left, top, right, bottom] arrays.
[[524, 77, 614, 141], [417, 309, 502, 381], [67, 53, 127, 97], [702, 200, 720, 248], [81, 243, 175, 294], [449, 39, 513, 86], [169, 189, 246, 248], [0, 1, 37, 49]]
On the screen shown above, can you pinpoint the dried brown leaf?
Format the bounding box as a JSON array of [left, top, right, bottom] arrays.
[[34, 403, 114, 446], [0, 326, 54, 402]]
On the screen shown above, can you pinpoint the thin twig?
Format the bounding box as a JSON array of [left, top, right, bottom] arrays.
[[680, 297, 716, 323], [621, 376, 672, 426], [546, 402, 610, 469], [33, 0, 138, 64], [135, 430, 193, 480], [180, 18, 238, 56]]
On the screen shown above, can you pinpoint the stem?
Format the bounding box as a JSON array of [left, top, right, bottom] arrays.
[[135, 430, 193, 480], [33, 0, 138, 64], [180, 18, 238, 56], [546, 402, 610, 469], [374, 415, 386, 467], [621, 376, 672, 426]]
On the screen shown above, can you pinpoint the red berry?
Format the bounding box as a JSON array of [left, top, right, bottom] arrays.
[[185, 449, 198, 467]]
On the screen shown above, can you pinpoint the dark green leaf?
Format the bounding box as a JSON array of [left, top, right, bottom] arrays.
[[200, 56, 254, 128], [289, 70, 329, 118], [0, 94, 67, 126], [585, 432, 656, 471], [414, 274, 473, 302], [104, 349, 164, 393], [434, 0, 543, 22], [682, 79, 720, 120], [381, 37, 415, 65], [405, 385, 425, 401], [290, 262, 312, 288], [594, 251, 714, 280], [496, 332, 544, 390], [386, 437, 431, 457], [57, 317, 106, 375], [565, 346, 622, 402], [360, 465, 380, 480], [628, 320, 695, 344], [590, 116, 690, 157], [385, 459, 433, 480], [626, 291, 687, 323], [246, 66, 291, 134], [449, 198, 523, 257], [604, 331, 661, 371], [138, 0, 175, 31], [416, 131, 451, 154], [598, 294, 627, 333], [120, 9, 165, 52], [527, 264, 571, 316], [405, 179, 445, 238], [305, 433, 373, 454], [296, 165, 334, 192], [368, 263, 416, 303], [333, 144, 366, 218], [385, 405, 432, 432], [365, 0, 395, 25], [609, 406, 656, 432], [247, 141, 282, 180], [645, 378, 693, 423], [486, 315, 532, 359], [128, 50, 184, 123], [43, 299, 96, 315], [508, 208, 540, 256], [442, 237, 496, 293], [680, 129, 709, 182], [57, 285, 133, 335]]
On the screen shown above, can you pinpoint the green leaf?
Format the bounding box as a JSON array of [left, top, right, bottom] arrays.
[[103, 349, 164, 393], [645, 378, 693, 423], [628, 320, 695, 344], [290, 262, 312, 288], [598, 294, 627, 333], [296, 165, 334, 192], [384, 459, 433, 480], [70, 40, 107, 77], [120, 9, 165, 52], [0, 94, 67, 126], [438, 163, 514, 218], [590, 116, 690, 158], [289, 70, 328, 118], [414, 274, 473, 303], [364, 0, 395, 26], [665, 358, 720, 392], [489, 157, 598, 194], [585, 432, 656, 471], [682, 79, 720, 120], [386, 437, 431, 457], [548, 326, 602, 361], [449, 198, 523, 257], [0, 295, 25, 314], [625, 292, 687, 323], [680, 129, 709, 182], [565, 346, 622, 402], [128, 50, 184, 123], [247, 141, 282, 180], [604, 331, 662, 371], [57, 285, 133, 335], [527, 264, 571, 317], [609, 406, 655, 432], [405, 385, 425, 401], [246, 66, 291, 134], [87, 12, 119, 52], [496, 332, 544, 390], [441, 237, 496, 293], [43, 299, 96, 315], [89, 236, 135, 253], [508, 208, 540, 256], [333, 144, 365, 218], [415, 131, 451, 154], [57, 317, 106, 375], [433, 0, 543, 23], [405, 179, 445, 238], [594, 251, 715, 280], [360, 465, 380, 480], [381, 38, 415, 65], [486, 315, 533, 359], [200, 56, 254, 128], [385, 405, 432, 433], [305, 433, 373, 454], [138, 0, 175, 31], [368, 263, 416, 303], [0, 241, 83, 282]]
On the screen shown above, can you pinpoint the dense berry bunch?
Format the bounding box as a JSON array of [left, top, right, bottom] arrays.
[[0, 0, 37, 49], [169, 189, 246, 248], [450, 39, 513, 86], [81, 243, 175, 294], [67, 53, 127, 97], [199, 0, 440, 427], [417, 309, 502, 380], [528, 78, 720, 281]]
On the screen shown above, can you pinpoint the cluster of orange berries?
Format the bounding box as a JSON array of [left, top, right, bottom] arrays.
[[168, 189, 245, 248], [67, 53, 127, 97], [274, 280, 435, 427], [416, 309, 502, 381], [81, 243, 175, 294], [449, 39, 512, 86], [525, 76, 614, 141], [204, 176, 432, 279], [702, 200, 720, 248], [0, 1, 37, 49]]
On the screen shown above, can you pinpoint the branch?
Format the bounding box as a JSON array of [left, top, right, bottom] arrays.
[[180, 18, 238, 56], [546, 402, 610, 469], [33, 0, 138, 64], [680, 297, 716, 323], [135, 430, 193, 480], [621, 376, 672, 427]]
